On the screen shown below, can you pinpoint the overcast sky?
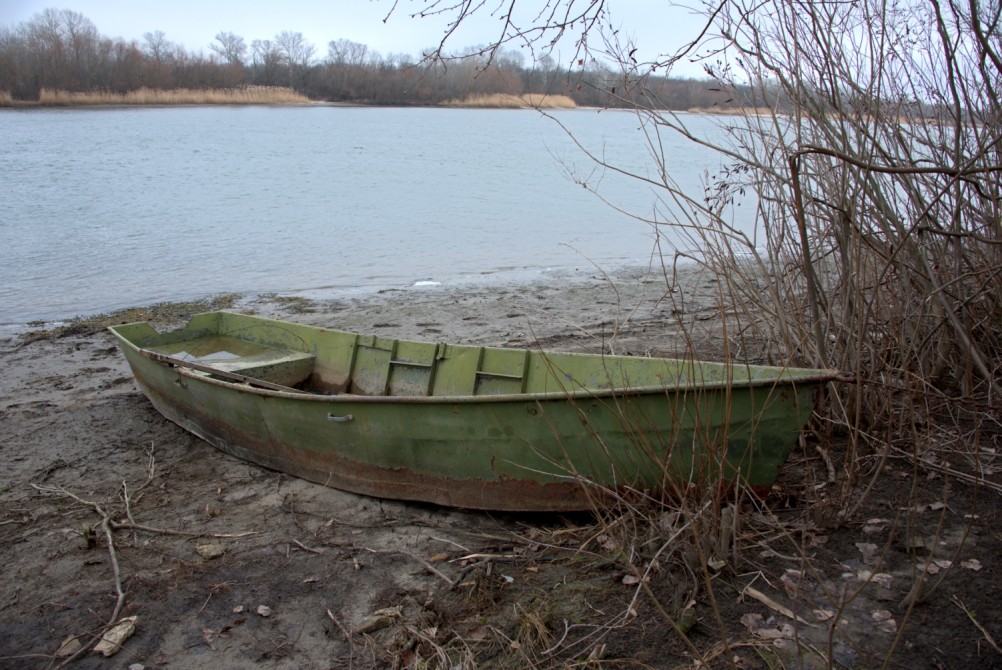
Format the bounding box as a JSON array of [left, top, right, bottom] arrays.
[[2, 1, 710, 77]]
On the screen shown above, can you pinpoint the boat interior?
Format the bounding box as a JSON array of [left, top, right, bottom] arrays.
[[110, 311, 809, 399]]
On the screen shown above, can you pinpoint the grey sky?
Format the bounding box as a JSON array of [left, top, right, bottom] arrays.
[[2, 1, 709, 77]]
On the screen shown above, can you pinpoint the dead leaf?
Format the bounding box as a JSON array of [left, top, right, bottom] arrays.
[[856, 570, 893, 588], [94, 616, 138, 657], [813, 609, 835, 622], [756, 623, 795, 640], [961, 559, 983, 571], [863, 519, 888, 534], [856, 542, 880, 564], [353, 605, 402, 634], [740, 613, 795, 640], [707, 556, 727, 571], [872, 572, 893, 588], [872, 610, 897, 633], [55, 635, 82, 658], [467, 625, 489, 642], [597, 534, 617, 552], [740, 612, 764, 632]]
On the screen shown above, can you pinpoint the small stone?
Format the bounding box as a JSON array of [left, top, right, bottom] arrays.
[[195, 543, 225, 559], [257, 605, 272, 617]]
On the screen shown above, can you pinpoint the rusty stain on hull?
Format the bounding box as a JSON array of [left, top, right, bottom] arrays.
[[138, 374, 590, 511]]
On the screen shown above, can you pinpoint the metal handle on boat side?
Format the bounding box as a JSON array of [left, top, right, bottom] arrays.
[[328, 413, 354, 423]]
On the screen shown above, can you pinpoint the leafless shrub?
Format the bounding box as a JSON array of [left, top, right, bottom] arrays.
[[419, 0, 1001, 666]]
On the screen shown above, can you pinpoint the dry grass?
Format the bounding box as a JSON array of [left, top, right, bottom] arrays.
[[686, 105, 771, 115], [0, 90, 13, 107], [444, 92, 577, 109], [37, 86, 311, 106]]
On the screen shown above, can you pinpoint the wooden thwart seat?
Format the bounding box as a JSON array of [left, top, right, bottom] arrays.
[[141, 343, 316, 392]]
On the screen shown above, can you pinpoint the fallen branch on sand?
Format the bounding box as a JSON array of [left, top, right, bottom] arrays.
[[28, 480, 261, 662]]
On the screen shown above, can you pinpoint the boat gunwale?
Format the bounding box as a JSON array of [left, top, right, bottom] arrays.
[[118, 338, 844, 404]]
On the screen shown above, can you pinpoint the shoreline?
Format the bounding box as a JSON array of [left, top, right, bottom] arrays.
[[1, 262, 697, 339], [4, 260, 739, 368]]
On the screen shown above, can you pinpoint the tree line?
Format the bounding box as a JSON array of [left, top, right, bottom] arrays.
[[0, 8, 739, 109]]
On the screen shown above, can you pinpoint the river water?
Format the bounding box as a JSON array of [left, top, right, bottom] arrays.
[[1, 105, 744, 326]]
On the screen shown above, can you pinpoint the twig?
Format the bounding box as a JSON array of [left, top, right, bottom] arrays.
[[29, 484, 127, 664], [952, 595, 1002, 655], [290, 538, 324, 555], [110, 520, 260, 538], [122, 481, 136, 525], [413, 557, 456, 588], [100, 517, 126, 623], [452, 552, 517, 562], [327, 608, 354, 670], [814, 443, 836, 485], [741, 584, 814, 626], [889, 446, 1002, 494]]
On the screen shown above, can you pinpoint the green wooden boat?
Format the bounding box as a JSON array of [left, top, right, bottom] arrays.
[[108, 311, 838, 511]]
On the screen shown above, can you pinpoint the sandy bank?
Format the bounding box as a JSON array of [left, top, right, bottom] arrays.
[[1, 265, 992, 669]]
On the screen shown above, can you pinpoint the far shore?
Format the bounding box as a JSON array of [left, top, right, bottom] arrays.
[[2, 87, 754, 113], [1, 87, 579, 110]]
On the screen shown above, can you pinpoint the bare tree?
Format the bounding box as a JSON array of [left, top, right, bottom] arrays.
[[142, 30, 173, 63], [210, 31, 247, 66], [327, 38, 369, 67], [249, 38, 283, 85], [274, 30, 315, 68], [8, 9, 105, 92], [273, 30, 315, 88]]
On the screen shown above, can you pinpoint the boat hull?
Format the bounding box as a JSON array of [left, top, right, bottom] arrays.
[[110, 312, 835, 511]]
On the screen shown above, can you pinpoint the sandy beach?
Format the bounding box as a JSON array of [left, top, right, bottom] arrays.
[[1, 266, 996, 669]]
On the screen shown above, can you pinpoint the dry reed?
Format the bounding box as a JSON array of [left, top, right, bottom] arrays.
[[444, 92, 577, 109], [37, 86, 310, 106], [0, 90, 13, 107], [457, 0, 1002, 665]]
